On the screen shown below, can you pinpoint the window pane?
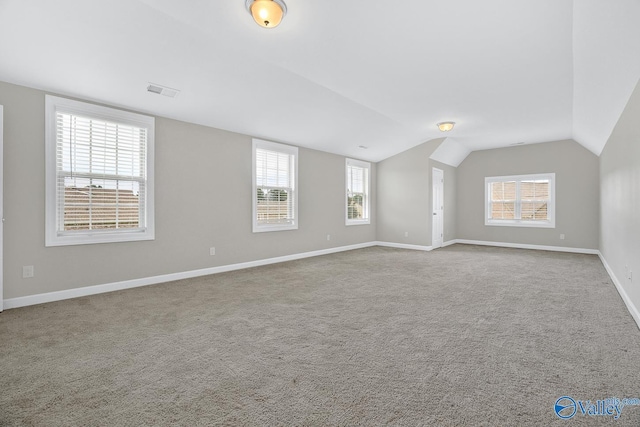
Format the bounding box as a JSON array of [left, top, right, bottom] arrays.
[[348, 166, 365, 193], [486, 174, 554, 227], [522, 202, 548, 220], [256, 149, 291, 188], [255, 147, 295, 225], [491, 202, 516, 219], [490, 181, 516, 219], [346, 160, 370, 223], [62, 177, 141, 231], [521, 180, 549, 200], [58, 114, 145, 178], [256, 188, 293, 224], [56, 111, 147, 234], [347, 165, 365, 220], [521, 180, 549, 221], [348, 193, 364, 219], [491, 181, 516, 201], [46, 95, 155, 246]]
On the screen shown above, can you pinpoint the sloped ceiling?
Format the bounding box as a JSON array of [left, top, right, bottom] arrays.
[[572, 0, 640, 156], [0, 0, 637, 165]]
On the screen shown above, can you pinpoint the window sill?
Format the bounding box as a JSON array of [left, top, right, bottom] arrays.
[[253, 223, 298, 233], [485, 220, 555, 229], [346, 219, 371, 226], [45, 229, 155, 247]]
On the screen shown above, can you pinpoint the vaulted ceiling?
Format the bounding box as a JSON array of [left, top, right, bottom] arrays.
[[0, 0, 638, 165]]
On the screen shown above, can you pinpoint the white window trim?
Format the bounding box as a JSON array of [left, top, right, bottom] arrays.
[[252, 139, 298, 233], [485, 173, 555, 228], [345, 158, 371, 226], [45, 95, 155, 246]]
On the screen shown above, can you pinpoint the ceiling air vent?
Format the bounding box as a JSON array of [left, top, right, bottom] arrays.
[[147, 83, 180, 98]]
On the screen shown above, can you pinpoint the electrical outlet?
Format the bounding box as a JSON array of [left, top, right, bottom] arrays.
[[560, 234, 565, 240], [209, 247, 216, 256], [404, 231, 409, 237], [326, 234, 331, 241], [23, 265, 34, 278]]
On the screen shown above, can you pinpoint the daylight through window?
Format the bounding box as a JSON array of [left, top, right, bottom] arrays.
[[253, 139, 298, 232], [346, 159, 370, 225], [45, 96, 155, 246], [485, 173, 555, 228]]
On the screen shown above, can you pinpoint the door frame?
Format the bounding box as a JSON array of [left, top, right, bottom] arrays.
[[431, 167, 444, 249]]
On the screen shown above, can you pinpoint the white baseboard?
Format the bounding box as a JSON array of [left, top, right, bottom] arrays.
[[3, 242, 377, 310], [598, 253, 640, 330], [374, 241, 433, 251], [442, 240, 457, 247], [6, 239, 636, 333], [453, 239, 599, 255]]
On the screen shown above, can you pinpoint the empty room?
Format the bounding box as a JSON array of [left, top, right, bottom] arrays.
[[1, 0, 639, 425]]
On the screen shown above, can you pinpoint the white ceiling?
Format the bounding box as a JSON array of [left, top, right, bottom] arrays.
[[0, 0, 638, 165]]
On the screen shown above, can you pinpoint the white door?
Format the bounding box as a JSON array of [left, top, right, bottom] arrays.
[[432, 168, 444, 249], [0, 105, 4, 311]]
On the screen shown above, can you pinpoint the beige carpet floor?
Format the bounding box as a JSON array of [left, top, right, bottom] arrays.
[[1, 244, 639, 426]]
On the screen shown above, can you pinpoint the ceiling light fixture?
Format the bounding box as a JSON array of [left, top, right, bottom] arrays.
[[246, 0, 287, 29], [437, 122, 455, 132]]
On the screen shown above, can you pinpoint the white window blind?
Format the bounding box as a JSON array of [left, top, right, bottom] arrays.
[[57, 113, 147, 232], [252, 139, 298, 232], [485, 173, 555, 228], [346, 159, 370, 225], [45, 96, 155, 246]]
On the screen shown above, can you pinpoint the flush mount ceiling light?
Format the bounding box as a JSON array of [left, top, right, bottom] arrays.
[[437, 122, 455, 132], [246, 0, 287, 28]]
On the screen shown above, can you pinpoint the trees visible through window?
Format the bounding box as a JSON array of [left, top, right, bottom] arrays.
[[346, 159, 370, 225], [253, 139, 298, 232], [485, 173, 555, 228]]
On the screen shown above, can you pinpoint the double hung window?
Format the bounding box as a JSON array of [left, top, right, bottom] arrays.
[[45, 95, 155, 246], [252, 139, 298, 232], [485, 173, 555, 228], [346, 159, 370, 225]]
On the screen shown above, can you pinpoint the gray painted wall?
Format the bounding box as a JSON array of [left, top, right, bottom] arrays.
[[1, 81, 376, 299], [456, 140, 600, 249], [376, 138, 455, 246], [376, 141, 432, 246], [600, 79, 640, 317], [3, 75, 634, 313]]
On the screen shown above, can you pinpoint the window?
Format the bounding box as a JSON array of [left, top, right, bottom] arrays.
[[45, 95, 155, 246], [346, 158, 370, 225], [252, 139, 298, 232], [485, 173, 555, 228]]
